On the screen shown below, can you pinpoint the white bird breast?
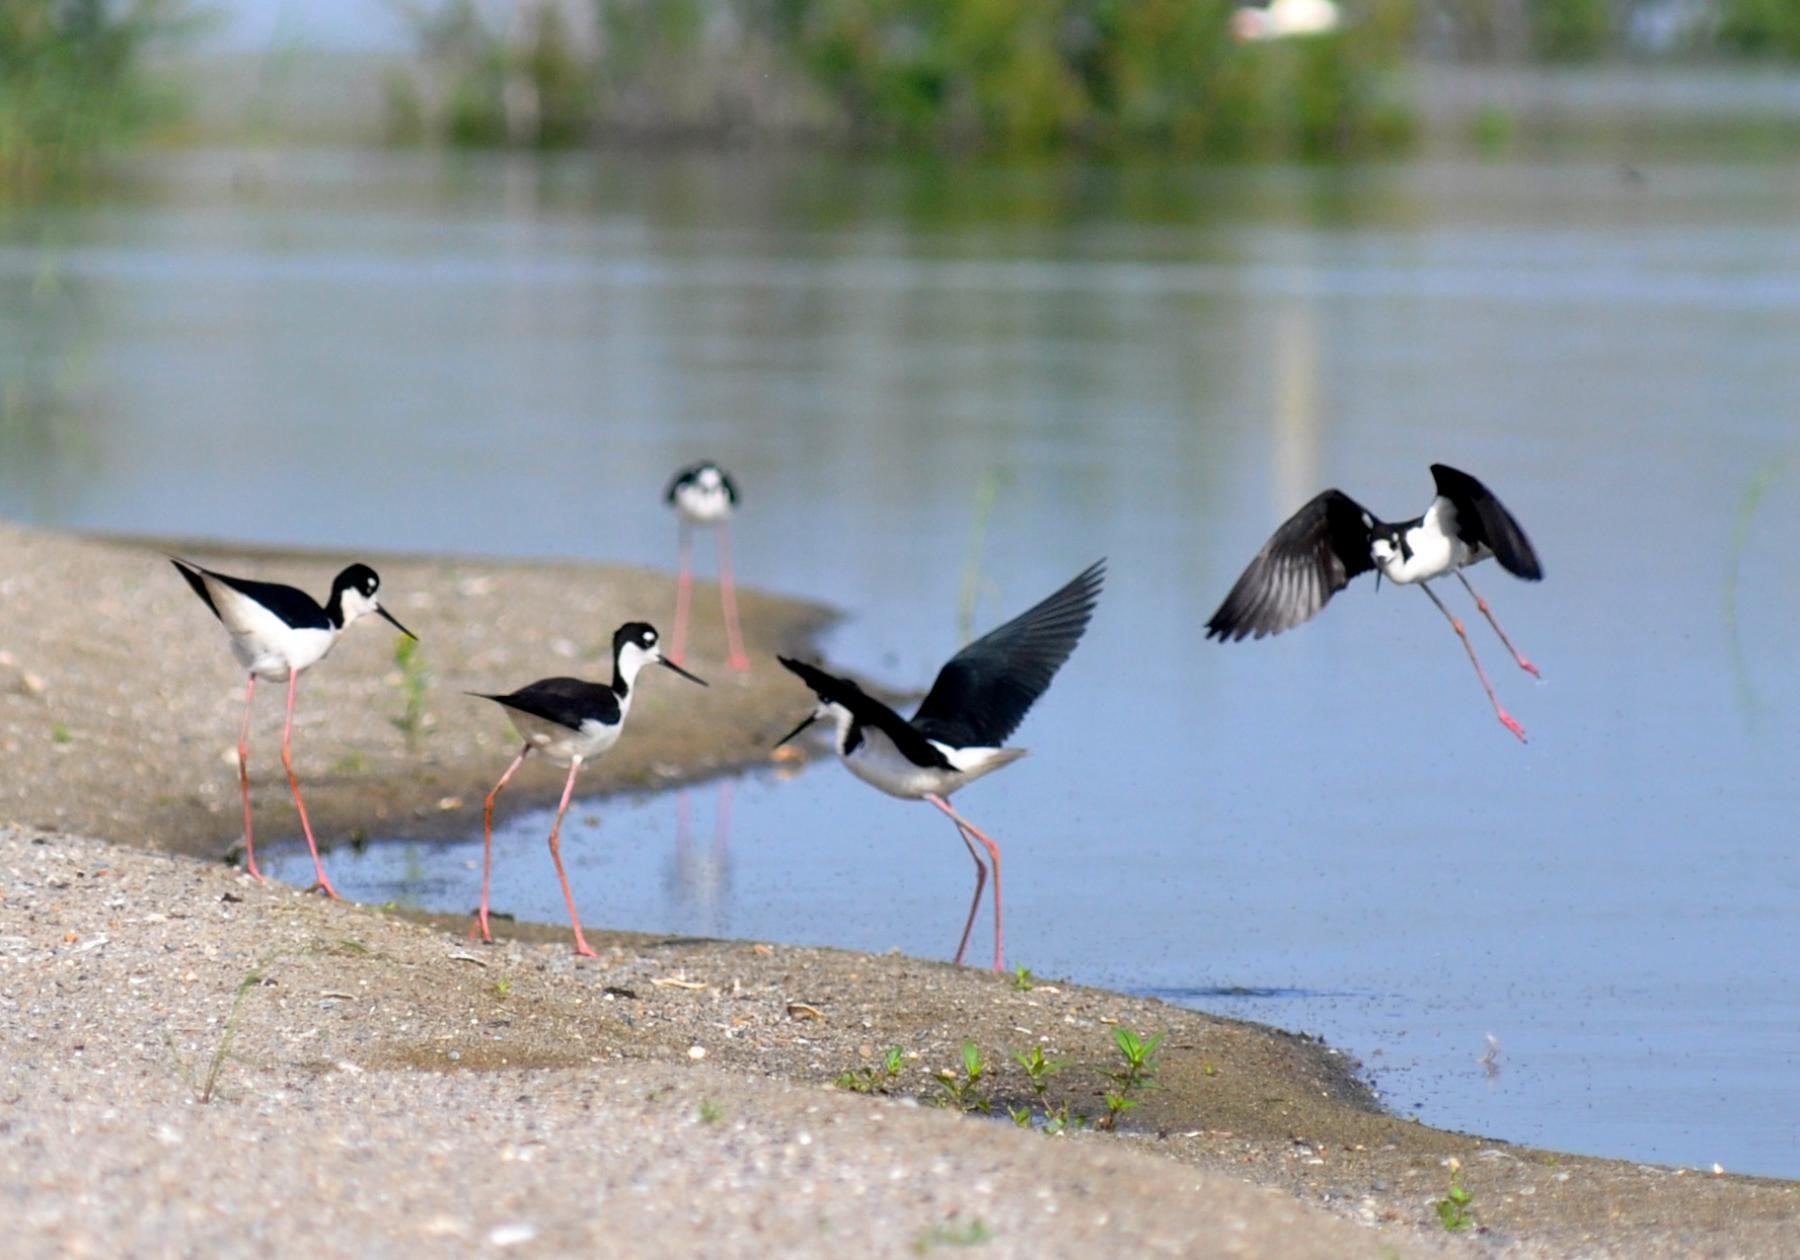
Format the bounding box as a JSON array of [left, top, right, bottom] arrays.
[[233, 626, 336, 680], [1372, 498, 1469, 585], [506, 711, 623, 766], [674, 481, 733, 526], [839, 723, 1023, 800], [202, 575, 339, 679]]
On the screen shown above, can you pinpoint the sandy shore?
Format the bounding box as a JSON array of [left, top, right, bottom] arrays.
[[2, 523, 1795, 1257]]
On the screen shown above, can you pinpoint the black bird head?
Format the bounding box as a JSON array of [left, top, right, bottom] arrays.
[[773, 656, 865, 747], [332, 564, 415, 638], [613, 621, 706, 687]]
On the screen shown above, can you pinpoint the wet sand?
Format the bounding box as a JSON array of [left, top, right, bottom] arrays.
[[2, 522, 1794, 1257]]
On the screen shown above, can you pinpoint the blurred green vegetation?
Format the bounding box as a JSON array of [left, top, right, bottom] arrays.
[[1717, 0, 1800, 59], [0, 0, 201, 198], [389, 0, 1419, 158], [386, 1, 1800, 157], [778, 0, 1418, 155], [1527, 0, 1612, 61]]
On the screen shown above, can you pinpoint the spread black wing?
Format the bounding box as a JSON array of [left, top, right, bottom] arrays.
[[170, 558, 329, 631], [776, 656, 950, 768], [1205, 490, 1378, 641], [910, 559, 1105, 750], [1430, 464, 1542, 581], [474, 677, 619, 731]]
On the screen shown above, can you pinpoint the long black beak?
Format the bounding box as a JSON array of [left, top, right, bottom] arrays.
[[378, 604, 417, 639], [659, 656, 708, 687], [774, 712, 816, 749]]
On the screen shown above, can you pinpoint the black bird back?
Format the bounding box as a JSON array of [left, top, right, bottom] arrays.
[[476, 677, 621, 732], [171, 558, 330, 631], [910, 560, 1105, 750]]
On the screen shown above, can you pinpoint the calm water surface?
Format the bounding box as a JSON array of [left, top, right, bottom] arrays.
[[3, 151, 1798, 1176]]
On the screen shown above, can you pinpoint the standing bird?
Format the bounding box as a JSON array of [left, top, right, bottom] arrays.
[[665, 460, 749, 672], [776, 560, 1105, 973], [1205, 463, 1542, 740], [172, 558, 415, 896], [468, 622, 705, 957]]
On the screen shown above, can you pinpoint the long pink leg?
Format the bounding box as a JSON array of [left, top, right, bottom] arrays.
[[947, 822, 988, 967], [546, 757, 596, 958], [670, 520, 694, 666], [1421, 583, 1526, 743], [237, 675, 265, 883], [928, 795, 1004, 972], [716, 523, 750, 672], [470, 744, 530, 943], [279, 670, 341, 898], [1456, 571, 1540, 678]]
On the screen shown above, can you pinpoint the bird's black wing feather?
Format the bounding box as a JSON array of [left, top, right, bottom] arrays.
[[171, 558, 220, 620], [1205, 491, 1377, 642], [777, 656, 951, 768], [910, 559, 1105, 750], [664, 463, 699, 503], [475, 677, 619, 731], [1430, 464, 1542, 581], [171, 558, 329, 631]]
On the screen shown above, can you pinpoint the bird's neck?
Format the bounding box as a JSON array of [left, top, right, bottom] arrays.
[[824, 705, 864, 757]]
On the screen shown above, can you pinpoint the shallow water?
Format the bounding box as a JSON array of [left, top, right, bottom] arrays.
[[4, 150, 1799, 1176]]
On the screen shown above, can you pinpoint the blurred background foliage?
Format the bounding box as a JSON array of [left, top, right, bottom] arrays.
[[382, 0, 1800, 154], [1, 0, 203, 196], [2, 0, 1799, 195]]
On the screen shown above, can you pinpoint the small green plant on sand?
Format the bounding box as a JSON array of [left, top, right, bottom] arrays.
[[173, 939, 374, 1104], [834, 1045, 906, 1094], [1007, 1044, 1084, 1133], [912, 1219, 992, 1253], [1010, 964, 1035, 992], [1434, 1158, 1476, 1231], [391, 635, 429, 751], [1013, 1044, 1065, 1099], [1097, 1025, 1163, 1130], [174, 946, 290, 1104], [493, 977, 512, 999], [932, 1041, 991, 1114], [698, 1098, 723, 1125]]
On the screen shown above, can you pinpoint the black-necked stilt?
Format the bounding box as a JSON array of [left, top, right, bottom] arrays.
[[665, 460, 749, 673], [173, 558, 415, 896], [776, 560, 1105, 973], [469, 622, 705, 958], [1205, 463, 1543, 741]]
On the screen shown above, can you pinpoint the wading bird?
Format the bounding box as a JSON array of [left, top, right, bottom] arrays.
[[776, 560, 1105, 972], [665, 460, 749, 672], [469, 622, 705, 957], [173, 558, 415, 896], [1205, 463, 1542, 740]]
